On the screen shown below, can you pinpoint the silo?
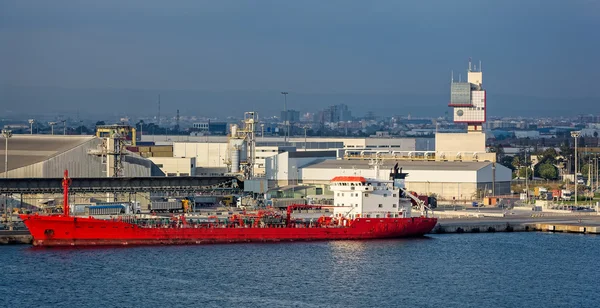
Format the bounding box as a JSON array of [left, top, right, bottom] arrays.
[[229, 139, 245, 173], [240, 140, 248, 164], [231, 146, 240, 173]]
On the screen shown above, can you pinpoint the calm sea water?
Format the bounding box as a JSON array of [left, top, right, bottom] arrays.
[[1, 233, 599, 308]]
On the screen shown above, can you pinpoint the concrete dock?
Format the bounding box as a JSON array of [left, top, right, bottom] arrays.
[[432, 208, 600, 234], [0, 230, 32, 244]]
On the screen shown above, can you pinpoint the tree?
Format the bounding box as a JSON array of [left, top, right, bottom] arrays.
[[559, 141, 573, 158], [512, 156, 522, 170], [75, 125, 91, 135], [538, 163, 558, 180], [581, 163, 591, 179], [500, 156, 515, 172], [539, 148, 558, 165], [518, 167, 531, 179], [490, 144, 505, 159]]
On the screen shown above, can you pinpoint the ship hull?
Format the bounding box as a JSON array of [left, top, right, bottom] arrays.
[[20, 214, 438, 247]]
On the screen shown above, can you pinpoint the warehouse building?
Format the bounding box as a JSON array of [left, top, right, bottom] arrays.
[[266, 156, 511, 202], [0, 135, 155, 178]]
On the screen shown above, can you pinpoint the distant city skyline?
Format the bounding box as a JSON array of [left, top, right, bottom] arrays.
[[1, 1, 599, 118]]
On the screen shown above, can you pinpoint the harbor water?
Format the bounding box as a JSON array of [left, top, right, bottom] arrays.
[[1, 233, 599, 308]]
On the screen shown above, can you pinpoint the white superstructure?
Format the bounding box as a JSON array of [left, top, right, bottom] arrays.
[[329, 164, 413, 219]]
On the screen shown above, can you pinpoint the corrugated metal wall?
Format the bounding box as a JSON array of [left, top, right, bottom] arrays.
[[6, 138, 152, 178], [42, 139, 105, 177]]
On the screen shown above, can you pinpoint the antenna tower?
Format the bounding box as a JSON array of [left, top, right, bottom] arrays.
[[157, 94, 161, 126]]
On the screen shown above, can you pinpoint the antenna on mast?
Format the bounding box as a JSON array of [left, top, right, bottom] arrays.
[[369, 156, 383, 179], [451, 70, 454, 83], [479, 60, 482, 72]]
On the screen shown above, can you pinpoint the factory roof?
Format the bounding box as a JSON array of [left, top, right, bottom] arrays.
[[0, 135, 97, 172], [303, 159, 493, 171]]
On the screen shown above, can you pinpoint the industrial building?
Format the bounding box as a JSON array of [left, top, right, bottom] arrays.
[[147, 157, 196, 176], [191, 121, 227, 135], [173, 142, 229, 169], [153, 134, 435, 176], [0, 135, 154, 178], [266, 157, 511, 201], [143, 135, 434, 151]]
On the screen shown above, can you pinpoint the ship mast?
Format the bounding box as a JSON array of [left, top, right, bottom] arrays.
[[369, 157, 383, 179], [62, 170, 72, 216]]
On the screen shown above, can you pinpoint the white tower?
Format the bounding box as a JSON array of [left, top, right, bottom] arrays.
[[449, 58, 486, 132]]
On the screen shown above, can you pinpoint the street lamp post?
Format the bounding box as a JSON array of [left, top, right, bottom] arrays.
[[61, 120, 66, 135], [303, 126, 308, 151], [525, 149, 529, 204], [49, 122, 56, 135], [260, 124, 265, 140], [28, 119, 35, 135], [2, 129, 12, 178], [2, 129, 13, 229], [572, 131, 581, 205], [281, 91, 288, 142], [594, 154, 598, 193]]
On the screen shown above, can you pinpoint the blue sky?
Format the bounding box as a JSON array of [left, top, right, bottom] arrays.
[[0, 0, 599, 117]]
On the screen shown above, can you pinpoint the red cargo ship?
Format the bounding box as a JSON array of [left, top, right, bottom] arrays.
[[20, 168, 437, 246]]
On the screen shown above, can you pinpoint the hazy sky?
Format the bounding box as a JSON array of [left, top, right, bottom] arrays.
[[1, 0, 599, 117]]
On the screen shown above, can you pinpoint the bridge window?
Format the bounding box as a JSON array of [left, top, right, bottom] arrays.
[[392, 204, 397, 208], [365, 193, 369, 197], [378, 204, 383, 208], [393, 194, 397, 197], [383, 194, 387, 197]]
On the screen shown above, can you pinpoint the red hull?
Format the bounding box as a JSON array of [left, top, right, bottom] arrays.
[[20, 214, 438, 246]]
